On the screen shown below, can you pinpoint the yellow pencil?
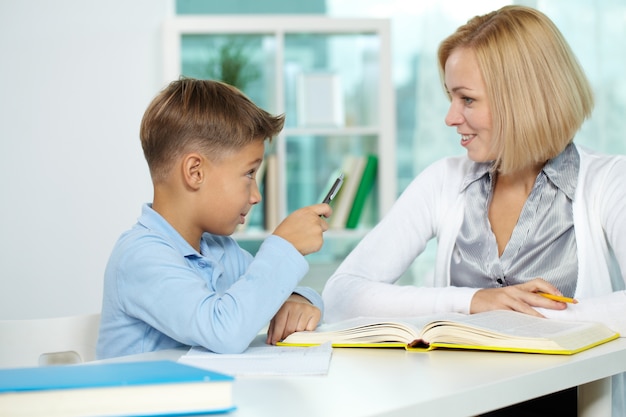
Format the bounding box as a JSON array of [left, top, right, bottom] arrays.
[[539, 292, 578, 304]]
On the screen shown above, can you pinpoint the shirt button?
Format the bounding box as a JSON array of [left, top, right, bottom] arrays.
[[198, 261, 207, 268]]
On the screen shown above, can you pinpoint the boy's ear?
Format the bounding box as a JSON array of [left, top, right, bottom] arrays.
[[182, 153, 205, 190]]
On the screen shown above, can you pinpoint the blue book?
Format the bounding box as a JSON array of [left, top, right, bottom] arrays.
[[0, 360, 235, 417]]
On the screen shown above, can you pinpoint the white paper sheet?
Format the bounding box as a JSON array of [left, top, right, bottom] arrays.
[[178, 337, 332, 376]]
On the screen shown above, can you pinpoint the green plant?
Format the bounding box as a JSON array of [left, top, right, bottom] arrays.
[[204, 38, 261, 91]]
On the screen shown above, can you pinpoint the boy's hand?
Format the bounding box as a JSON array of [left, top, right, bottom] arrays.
[[273, 204, 331, 255], [470, 278, 569, 317], [266, 293, 322, 345]]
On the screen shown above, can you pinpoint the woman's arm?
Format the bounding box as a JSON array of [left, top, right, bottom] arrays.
[[322, 158, 477, 322]]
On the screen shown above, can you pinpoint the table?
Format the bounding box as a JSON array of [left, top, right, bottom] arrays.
[[104, 338, 626, 417]]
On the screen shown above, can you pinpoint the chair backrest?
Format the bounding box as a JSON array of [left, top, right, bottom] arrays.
[[0, 313, 101, 368]]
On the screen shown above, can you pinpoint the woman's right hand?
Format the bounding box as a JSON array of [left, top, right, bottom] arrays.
[[470, 278, 570, 317]]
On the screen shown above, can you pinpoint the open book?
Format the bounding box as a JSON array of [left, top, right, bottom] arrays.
[[279, 310, 620, 355]]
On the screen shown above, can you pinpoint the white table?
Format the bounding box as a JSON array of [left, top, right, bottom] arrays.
[[105, 338, 626, 417]]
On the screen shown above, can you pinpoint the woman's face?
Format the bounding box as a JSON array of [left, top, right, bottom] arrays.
[[444, 47, 495, 163]]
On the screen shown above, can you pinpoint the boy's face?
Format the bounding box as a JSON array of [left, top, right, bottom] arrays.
[[199, 140, 265, 235]]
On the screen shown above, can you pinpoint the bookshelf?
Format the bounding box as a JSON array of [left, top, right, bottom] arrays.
[[162, 16, 396, 282]]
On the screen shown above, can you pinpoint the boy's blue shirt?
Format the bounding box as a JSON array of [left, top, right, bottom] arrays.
[[96, 203, 323, 359]]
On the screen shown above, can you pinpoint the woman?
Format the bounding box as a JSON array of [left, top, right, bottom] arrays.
[[322, 5, 625, 416]]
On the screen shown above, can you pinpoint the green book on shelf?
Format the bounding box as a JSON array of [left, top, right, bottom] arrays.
[[346, 154, 378, 229]]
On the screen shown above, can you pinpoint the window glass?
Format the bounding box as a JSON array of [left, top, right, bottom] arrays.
[[327, 0, 626, 192], [181, 34, 276, 110]]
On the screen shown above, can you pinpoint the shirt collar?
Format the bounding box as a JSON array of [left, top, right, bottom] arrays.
[[542, 142, 579, 201], [460, 161, 492, 192], [459, 143, 579, 200], [137, 203, 200, 258]]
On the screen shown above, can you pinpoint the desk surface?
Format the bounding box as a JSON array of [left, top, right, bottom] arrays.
[[106, 338, 626, 417]]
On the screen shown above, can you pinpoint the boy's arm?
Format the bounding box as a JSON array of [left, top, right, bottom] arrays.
[[107, 204, 328, 355], [114, 234, 309, 354], [264, 204, 328, 343], [292, 286, 323, 310]]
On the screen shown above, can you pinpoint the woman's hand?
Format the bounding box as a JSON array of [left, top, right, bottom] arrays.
[[470, 278, 570, 317]]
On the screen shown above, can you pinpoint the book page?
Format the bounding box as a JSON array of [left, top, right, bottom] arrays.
[[427, 310, 589, 338], [282, 314, 465, 345], [422, 310, 618, 352]]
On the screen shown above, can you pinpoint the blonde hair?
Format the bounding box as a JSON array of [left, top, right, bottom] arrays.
[[140, 78, 284, 183], [438, 5, 594, 174]]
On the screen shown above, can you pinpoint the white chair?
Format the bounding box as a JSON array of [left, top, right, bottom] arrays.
[[0, 313, 101, 368]]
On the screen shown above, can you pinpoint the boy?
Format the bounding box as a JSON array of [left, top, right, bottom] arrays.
[[97, 78, 331, 359]]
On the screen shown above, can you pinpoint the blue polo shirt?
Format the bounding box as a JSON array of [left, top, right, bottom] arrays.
[[97, 204, 323, 359]]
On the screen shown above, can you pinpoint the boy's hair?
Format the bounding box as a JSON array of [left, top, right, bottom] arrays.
[[437, 6, 594, 175], [140, 78, 285, 183]]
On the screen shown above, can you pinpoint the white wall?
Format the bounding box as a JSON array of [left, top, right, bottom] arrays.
[[0, 0, 174, 319]]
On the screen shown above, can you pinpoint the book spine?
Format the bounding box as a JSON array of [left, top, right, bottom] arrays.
[[329, 156, 366, 229], [345, 154, 378, 229]]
